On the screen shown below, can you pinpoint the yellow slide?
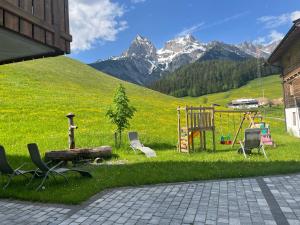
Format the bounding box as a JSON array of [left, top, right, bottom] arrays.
[[189, 130, 201, 143]]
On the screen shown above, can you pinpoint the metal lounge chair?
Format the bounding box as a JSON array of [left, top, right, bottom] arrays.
[[27, 143, 92, 191], [0, 145, 35, 189], [128, 132, 156, 158], [238, 128, 267, 159]]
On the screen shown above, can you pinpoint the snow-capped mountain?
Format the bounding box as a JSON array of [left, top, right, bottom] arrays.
[[157, 34, 207, 71], [200, 41, 252, 62], [122, 35, 157, 62], [89, 34, 280, 86], [90, 35, 162, 85], [237, 41, 280, 59]]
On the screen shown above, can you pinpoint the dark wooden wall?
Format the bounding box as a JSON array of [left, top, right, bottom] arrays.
[[282, 38, 300, 76], [284, 70, 300, 108], [280, 35, 300, 109], [0, 0, 71, 53]]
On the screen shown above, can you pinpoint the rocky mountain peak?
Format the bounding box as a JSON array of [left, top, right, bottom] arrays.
[[237, 41, 280, 58], [90, 34, 282, 86], [122, 35, 157, 61], [162, 34, 203, 52]]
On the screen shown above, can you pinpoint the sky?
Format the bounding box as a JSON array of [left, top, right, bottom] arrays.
[[68, 0, 300, 64]]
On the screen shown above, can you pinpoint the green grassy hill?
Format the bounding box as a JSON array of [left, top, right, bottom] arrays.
[[0, 56, 184, 155], [190, 75, 282, 106], [1, 56, 296, 204], [0, 57, 282, 156]]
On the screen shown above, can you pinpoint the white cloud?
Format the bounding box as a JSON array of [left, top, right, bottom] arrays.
[[258, 11, 300, 28], [255, 30, 284, 45], [176, 11, 249, 37], [269, 30, 284, 42], [131, 0, 146, 3], [177, 23, 205, 37], [69, 0, 128, 52], [291, 11, 300, 21]]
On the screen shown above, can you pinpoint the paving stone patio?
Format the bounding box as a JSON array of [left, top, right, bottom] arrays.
[[1, 174, 300, 224]]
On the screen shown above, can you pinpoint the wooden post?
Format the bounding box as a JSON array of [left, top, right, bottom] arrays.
[[177, 107, 181, 152], [248, 112, 257, 128], [198, 111, 203, 151], [185, 106, 190, 152], [203, 131, 206, 150], [231, 113, 246, 148], [212, 107, 216, 152], [190, 106, 194, 152], [199, 107, 203, 150], [66, 113, 77, 149]]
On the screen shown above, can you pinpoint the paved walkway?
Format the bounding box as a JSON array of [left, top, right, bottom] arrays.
[[2, 174, 300, 225]]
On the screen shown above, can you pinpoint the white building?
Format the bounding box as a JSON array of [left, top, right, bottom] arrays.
[[228, 98, 259, 109]]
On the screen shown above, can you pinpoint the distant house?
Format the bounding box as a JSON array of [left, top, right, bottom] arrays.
[[268, 19, 300, 137], [228, 98, 259, 109], [0, 0, 72, 64]]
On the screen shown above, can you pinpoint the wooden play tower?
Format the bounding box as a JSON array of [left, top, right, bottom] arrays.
[[177, 106, 216, 153]]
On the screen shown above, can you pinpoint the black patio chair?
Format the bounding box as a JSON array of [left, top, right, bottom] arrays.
[[27, 143, 92, 191], [0, 145, 35, 189], [238, 128, 267, 159]]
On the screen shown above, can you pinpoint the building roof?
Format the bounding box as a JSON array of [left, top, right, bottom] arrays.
[[268, 19, 300, 65], [0, 0, 72, 64]]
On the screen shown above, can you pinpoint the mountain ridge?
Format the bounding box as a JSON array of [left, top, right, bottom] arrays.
[[89, 34, 279, 85]]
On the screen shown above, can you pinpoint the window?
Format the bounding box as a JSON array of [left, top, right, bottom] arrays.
[[293, 112, 297, 126]]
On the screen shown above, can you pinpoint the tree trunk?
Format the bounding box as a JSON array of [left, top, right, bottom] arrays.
[[114, 132, 118, 148], [119, 130, 122, 147]]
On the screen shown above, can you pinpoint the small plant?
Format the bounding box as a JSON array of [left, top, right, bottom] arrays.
[[106, 84, 136, 148], [202, 97, 208, 104]]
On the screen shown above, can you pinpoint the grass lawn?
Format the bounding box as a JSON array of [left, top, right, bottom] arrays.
[[0, 56, 299, 204]]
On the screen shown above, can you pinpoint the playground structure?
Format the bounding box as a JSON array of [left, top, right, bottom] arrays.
[[177, 106, 275, 153], [177, 106, 216, 153]]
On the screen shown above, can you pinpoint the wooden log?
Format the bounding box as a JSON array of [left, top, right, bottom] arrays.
[[45, 146, 112, 162]]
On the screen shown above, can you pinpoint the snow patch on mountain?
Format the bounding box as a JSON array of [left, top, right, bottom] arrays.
[[157, 34, 207, 70], [236, 41, 280, 58]]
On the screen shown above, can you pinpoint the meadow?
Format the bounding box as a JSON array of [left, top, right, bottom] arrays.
[[0, 56, 299, 204]]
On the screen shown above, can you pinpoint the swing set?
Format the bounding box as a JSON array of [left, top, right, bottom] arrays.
[[177, 106, 275, 153], [215, 110, 261, 148]]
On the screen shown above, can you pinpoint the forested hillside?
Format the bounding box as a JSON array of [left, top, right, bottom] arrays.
[[149, 59, 280, 97]]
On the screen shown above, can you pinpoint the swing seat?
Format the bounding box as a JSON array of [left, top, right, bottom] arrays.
[[226, 140, 232, 145], [220, 135, 232, 145]]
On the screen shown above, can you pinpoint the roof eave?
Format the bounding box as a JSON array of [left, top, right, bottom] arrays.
[[268, 20, 299, 65]]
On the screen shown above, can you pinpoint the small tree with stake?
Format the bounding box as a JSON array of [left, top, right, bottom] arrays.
[[106, 84, 136, 148]]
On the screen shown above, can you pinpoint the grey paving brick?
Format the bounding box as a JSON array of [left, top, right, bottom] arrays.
[[3, 175, 300, 224]]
